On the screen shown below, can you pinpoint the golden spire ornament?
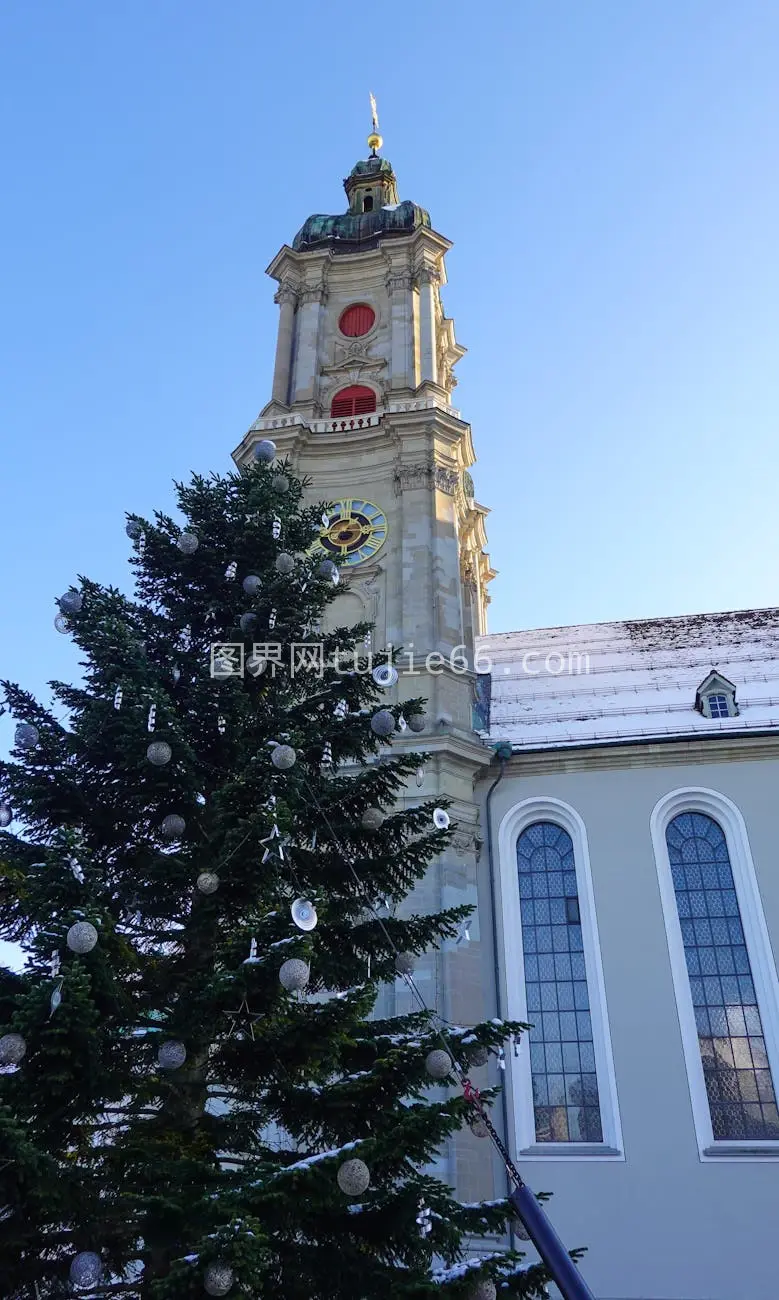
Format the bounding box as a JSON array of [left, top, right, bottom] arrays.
[[367, 91, 383, 154]]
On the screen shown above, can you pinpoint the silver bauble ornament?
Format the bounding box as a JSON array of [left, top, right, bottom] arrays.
[[0, 802, 12, 828], [275, 551, 295, 575], [147, 741, 172, 766], [14, 723, 39, 749], [126, 520, 143, 539], [425, 1049, 453, 1080], [157, 1039, 187, 1070], [470, 1115, 489, 1139], [161, 814, 186, 840], [212, 656, 234, 680], [239, 612, 258, 635], [59, 590, 83, 614], [66, 921, 98, 954], [317, 558, 338, 582], [290, 898, 317, 932], [271, 473, 289, 493], [69, 1252, 103, 1289], [279, 958, 309, 991], [407, 712, 426, 733], [370, 709, 395, 738], [471, 1045, 490, 1068], [54, 613, 70, 633], [203, 1262, 234, 1296], [246, 652, 268, 677], [177, 532, 199, 554], [433, 808, 450, 830], [197, 871, 219, 895], [0, 1032, 26, 1065], [470, 1282, 497, 1300], [361, 807, 384, 832], [394, 952, 415, 976], [242, 574, 261, 596], [336, 1157, 370, 1196], [271, 744, 296, 770], [372, 663, 398, 689], [253, 438, 277, 463]]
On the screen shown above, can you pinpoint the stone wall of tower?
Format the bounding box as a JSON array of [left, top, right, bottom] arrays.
[[233, 206, 499, 1206]]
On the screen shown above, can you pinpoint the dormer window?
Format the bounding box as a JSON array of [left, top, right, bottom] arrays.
[[695, 671, 739, 720]]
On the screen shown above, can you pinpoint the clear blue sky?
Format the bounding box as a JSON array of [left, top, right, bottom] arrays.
[[1, 0, 777, 701]]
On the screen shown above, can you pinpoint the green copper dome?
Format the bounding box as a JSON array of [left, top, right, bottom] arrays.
[[292, 154, 430, 253]]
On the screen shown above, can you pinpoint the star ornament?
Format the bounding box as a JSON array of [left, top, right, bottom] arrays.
[[223, 996, 263, 1041]]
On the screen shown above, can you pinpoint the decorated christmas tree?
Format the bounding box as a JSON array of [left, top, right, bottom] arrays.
[[0, 449, 549, 1299]]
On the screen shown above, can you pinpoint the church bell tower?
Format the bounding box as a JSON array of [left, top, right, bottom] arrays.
[[232, 118, 496, 1192]]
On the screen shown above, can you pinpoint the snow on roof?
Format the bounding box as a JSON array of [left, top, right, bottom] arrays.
[[478, 607, 779, 751]]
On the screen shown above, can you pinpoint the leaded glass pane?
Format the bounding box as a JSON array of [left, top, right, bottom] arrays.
[[517, 821, 603, 1142], [666, 812, 779, 1140]]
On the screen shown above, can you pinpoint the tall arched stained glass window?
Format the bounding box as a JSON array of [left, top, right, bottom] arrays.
[[665, 812, 779, 1140], [516, 821, 603, 1142]]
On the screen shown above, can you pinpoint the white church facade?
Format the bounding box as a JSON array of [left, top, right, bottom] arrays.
[[232, 131, 779, 1300]]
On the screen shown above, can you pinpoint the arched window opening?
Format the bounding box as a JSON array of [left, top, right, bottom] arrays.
[[330, 385, 377, 418], [665, 812, 779, 1140], [338, 304, 376, 338], [516, 821, 603, 1143], [362, 194, 374, 212]]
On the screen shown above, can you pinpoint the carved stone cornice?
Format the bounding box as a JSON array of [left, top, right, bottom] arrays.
[[299, 282, 328, 305], [392, 460, 460, 496], [385, 272, 414, 295], [274, 280, 299, 306]]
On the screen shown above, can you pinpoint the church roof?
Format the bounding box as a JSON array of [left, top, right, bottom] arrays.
[[292, 199, 431, 252], [479, 607, 779, 751]]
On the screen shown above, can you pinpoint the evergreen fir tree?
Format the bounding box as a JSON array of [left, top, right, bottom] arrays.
[[0, 452, 550, 1299]]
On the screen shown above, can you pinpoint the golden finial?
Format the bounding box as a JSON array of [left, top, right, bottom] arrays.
[[367, 91, 383, 154]]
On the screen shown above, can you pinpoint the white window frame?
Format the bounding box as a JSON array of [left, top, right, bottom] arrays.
[[650, 787, 779, 1161], [496, 796, 623, 1160]]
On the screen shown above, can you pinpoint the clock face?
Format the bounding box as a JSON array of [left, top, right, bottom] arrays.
[[316, 499, 388, 567]]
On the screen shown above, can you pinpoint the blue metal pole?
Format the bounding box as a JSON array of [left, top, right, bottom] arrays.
[[509, 1183, 596, 1300]]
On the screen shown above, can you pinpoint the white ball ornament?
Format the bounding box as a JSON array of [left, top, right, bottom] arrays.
[[242, 574, 261, 596], [279, 958, 309, 992], [59, 590, 83, 614], [14, 723, 39, 750], [317, 558, 338, 583], [177, 532, 199, 554], [197, 872, 219, 895], [69, 1252, 103, 1289], [361, 807, 385, 832], [275, 551, 295, 575], [67, 922, 98, 954], [253, 438, 277, 463], [425, 1049, 453, 1080], [336, 1157, 370, 1196], [203, 1262, 234, 1296], [471, 1045, 490, 1068], [271, 744, 296, 770], [394, 952, 415, 976], [370, 709, 395, 738], [470, 1115, 489, 1139], [147, 741, 172, 766], [407, 712, 427, 733], [0, 1032, 27, 1065], [157, 1040, 187, 1070], [0, 803, 12, 828], [161, 814, 186, 840], [470, 1281, 497, 1300], [271, 473, 290, 493]]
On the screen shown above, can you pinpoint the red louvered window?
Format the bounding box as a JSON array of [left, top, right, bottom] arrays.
[[339, 303, 375, 337], [330, 385, 377, 417]]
